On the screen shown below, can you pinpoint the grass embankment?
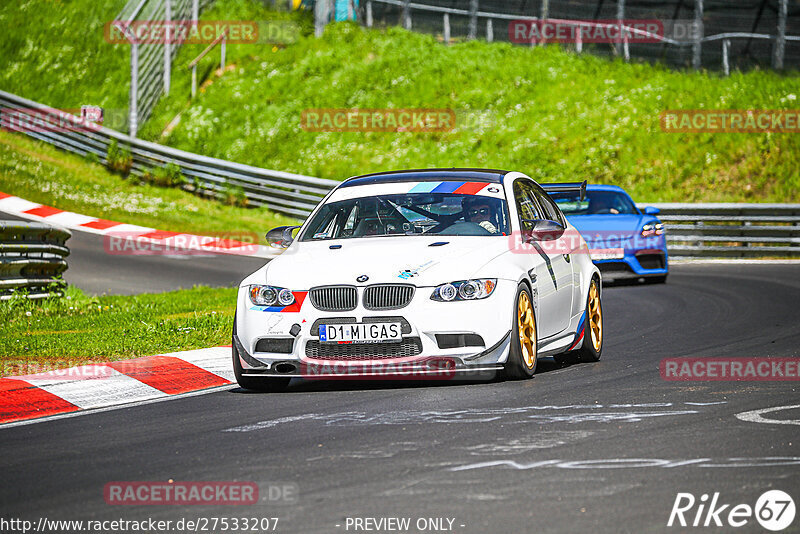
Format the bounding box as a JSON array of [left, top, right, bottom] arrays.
[[0, 0, 307, 120], [0, 132, 268, 366], [0, 130, 298, 235], [142, 20, 800, 203], [0, 0, 297, 366], [3, 0, 796, 203], [0, 0, 130, 113], [0, 286, 236, 368], [0, 0, 303, 234]]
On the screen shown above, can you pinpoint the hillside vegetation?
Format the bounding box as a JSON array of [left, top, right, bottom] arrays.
[[1, 0, 797, 202], [0, 0, 130, 112], [142, 18, 799, 202], [0, 130, 297, 235]]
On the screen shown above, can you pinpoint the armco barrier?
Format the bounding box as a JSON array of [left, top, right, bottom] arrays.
[[0, 89, 338, 218], [643, 203, 800, 258], [1, 90, 798, 258], [0, 221, 71, 300]]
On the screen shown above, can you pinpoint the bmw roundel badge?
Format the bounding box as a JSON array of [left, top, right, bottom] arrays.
[[357, 275, 369, 283]]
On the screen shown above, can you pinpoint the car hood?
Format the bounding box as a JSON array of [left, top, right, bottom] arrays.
[[567, 214, 655, 241], [262, 236, 511, 288]]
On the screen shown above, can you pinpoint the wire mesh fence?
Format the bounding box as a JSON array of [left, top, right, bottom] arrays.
[[114, 0, 215, 137], [356, 0, 798, 71]]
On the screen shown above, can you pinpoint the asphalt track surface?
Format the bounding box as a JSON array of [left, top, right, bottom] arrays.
[[1, 212, 268, 294], [1, 263, 799, 533]]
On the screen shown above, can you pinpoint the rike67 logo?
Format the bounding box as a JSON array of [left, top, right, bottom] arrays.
[[668, 490, 795, 531]]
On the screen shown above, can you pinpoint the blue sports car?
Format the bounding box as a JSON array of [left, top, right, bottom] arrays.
[[549, 184, 668, 283]]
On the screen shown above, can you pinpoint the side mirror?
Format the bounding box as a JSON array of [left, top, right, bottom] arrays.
[[266, 225, 301, 249], [643, 206, 660, 215], [522, 219, 566, 242]]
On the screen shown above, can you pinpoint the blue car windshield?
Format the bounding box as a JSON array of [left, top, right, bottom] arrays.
[[300, 193, 510, 241], [552, 191, 638, 216]]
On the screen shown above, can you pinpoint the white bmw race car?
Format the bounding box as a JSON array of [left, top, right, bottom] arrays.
[[233, 169, 603, 391]]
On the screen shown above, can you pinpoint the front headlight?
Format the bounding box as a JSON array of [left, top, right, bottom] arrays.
[[431, 279, 497, 302], [641, 223, 664, 237], [249, 284, 295, 306]]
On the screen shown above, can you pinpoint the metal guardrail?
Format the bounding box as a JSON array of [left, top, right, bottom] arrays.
[[0, 221, 71, 300], [2, 91, 798, 258], [0, 89, 338, 218], [643, 203, 800, 258]]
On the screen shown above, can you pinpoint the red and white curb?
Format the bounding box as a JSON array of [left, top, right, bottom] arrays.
[[0, 346, 232, 427], [0, 192, 277, 259]]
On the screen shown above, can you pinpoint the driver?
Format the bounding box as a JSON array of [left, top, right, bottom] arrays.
[[463, 197, 499, 234], [589, 195, 620, 215]]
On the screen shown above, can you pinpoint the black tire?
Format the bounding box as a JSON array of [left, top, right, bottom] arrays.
[[232, 314, 290, 392], [574, 278, 603, 363], [504, 283, 538, 380]]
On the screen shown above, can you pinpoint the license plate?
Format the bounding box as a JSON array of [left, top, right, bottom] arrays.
[[590, 248, 624, 260], [319, 323, 402, 343]]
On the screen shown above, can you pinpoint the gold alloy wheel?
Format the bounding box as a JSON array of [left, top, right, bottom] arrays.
[[588, 282, 603, 351], [517, 291, 537, 369]]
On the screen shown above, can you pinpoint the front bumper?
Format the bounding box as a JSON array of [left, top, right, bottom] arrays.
[[591, 237, 669, 278], [235, 280, 516, 379]]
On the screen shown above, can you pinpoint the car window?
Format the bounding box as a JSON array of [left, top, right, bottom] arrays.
[[300, 191, 511, 240], [552, 190, 638, 216], [531, 185, 566, 225], [513, 180, 544, 228], [343, 204, 358, 232]]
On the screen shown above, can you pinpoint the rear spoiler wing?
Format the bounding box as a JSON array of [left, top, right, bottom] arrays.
[[541, 181, 587, 201]]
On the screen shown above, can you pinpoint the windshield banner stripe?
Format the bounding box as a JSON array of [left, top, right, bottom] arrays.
[[454, 182, 490, 195], [408, 182, 439, 193], [430, 181, 464, 194], [329, 181, 504, 203]]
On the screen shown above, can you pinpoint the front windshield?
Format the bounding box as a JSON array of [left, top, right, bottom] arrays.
[[551, 190, 639, 216], [301, 192, 510, 240]]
